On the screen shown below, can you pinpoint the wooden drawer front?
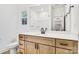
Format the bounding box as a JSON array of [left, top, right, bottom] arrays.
[[56, 39, 74, 49], [41, 37, 55, 46], [19, 34, 25, 40], [17, 48, 25, 54], [19, 40, 25, 49], [56, 48, 73, 54], [25, 35, 55, 46]]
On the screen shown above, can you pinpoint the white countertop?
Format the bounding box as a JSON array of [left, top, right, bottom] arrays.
[[20, 31, 79, 41]]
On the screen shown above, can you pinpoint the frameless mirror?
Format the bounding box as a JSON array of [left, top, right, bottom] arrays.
[[29, 5, 50, 30]]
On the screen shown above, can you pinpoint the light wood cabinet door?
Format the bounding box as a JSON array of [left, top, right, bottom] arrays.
[[25, 41, 37, 54], [38, 44, 55, 54], [56, 48, 73, 54]]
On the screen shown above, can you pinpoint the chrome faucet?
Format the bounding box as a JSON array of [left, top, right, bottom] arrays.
[[40, 27, 47, 34]]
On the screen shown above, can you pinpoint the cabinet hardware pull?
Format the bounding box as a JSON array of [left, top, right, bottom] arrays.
[[20, 36, 23, 38], [19, 52, 23, 54], [19, 43, 23, 45], [60, 43, 68, 46], [37, 43, 39, 50], [35, 43, 37, 49]]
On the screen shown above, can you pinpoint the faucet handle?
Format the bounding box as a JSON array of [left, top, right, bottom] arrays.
[[40, 27, 44, 31], [45, 28, 47, 31], [40, 27, 44, 34]]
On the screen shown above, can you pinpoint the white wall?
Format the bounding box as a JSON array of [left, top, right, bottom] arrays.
[[0, 5, 18, 43], [71, 4, 79, 34], [65, 5, 71, 32], [16, 4, 31, 33]]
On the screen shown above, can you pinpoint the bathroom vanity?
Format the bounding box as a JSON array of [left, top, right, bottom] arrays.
[[17, 32, 78, 54], [17, 4, 79, 54]]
